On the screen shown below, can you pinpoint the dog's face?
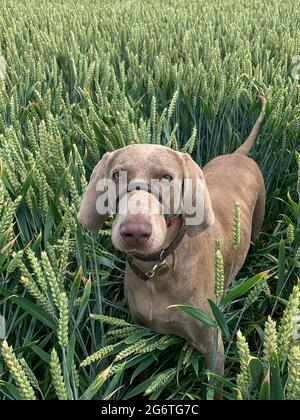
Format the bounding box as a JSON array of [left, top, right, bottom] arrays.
[[110, 145, 183, 253], [78, 144, 214, 253]]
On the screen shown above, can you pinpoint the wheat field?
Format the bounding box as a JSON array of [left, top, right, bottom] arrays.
[[0, 0, 299, 400]]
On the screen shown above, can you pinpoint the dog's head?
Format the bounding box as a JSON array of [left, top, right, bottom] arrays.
[[78, 144, 214, 253]]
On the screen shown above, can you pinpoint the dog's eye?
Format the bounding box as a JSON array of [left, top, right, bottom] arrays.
[[161, 174, 173, 182], [112, 171, 121, 181]]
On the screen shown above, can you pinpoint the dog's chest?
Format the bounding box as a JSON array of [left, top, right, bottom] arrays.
[[124, 275, 190, 335]]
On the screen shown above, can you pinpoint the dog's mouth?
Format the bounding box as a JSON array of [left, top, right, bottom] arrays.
[[116, 230, 155, 253]]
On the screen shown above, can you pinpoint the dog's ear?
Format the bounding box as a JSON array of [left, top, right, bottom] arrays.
[[180, 152, 215, 236], [77, 152, 111, 232]]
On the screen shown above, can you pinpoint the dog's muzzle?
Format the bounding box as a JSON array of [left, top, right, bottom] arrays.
[[115, 181, 170, 224], [115, 181, 185, 281]]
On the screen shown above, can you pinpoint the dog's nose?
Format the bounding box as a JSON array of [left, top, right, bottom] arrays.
[[120, 215, 152, 249]]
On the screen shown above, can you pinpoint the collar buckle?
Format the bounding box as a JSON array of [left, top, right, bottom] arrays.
[[146, 258, 168, 279]]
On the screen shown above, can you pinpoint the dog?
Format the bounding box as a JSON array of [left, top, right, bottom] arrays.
[[78, 96, 266, 376]]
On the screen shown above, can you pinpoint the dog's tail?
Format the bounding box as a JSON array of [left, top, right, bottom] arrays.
[[234, 95, 267, 155]]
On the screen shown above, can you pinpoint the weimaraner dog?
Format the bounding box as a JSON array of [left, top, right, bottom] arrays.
[[78, 96, 266, 376]]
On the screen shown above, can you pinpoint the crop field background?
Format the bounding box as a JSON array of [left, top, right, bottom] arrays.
[[0, 0, 300, 400]]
